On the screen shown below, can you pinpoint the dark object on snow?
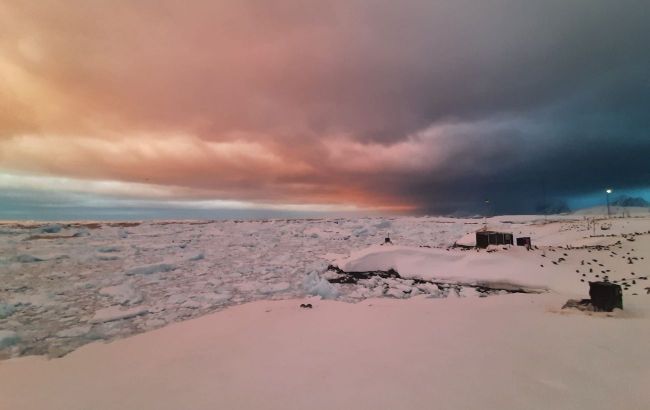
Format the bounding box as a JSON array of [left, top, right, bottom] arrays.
[[326, 265, 539, 295], [326, 265, 401, 284], [589, 281, 623, 312], [562, 299, 593, 311], [299, 303, 313, 309], [476, 231, 513, 248], [516, 237, 532, 247], [384, 236, 392, 244]]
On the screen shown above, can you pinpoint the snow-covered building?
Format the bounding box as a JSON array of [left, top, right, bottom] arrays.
[[475, 230, 513, 248]]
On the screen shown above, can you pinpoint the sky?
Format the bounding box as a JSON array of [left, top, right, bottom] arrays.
[[1, 1, 649, 219]]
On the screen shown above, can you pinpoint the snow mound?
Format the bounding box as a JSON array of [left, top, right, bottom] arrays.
[[454, 231, 477, 247], [336, 245, 582, 295]]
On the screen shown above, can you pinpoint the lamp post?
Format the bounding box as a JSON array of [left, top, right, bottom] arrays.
[[606, 188, 612, 217]]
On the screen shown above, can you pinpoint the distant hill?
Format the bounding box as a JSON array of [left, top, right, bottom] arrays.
[[610, 195, 650, 207]]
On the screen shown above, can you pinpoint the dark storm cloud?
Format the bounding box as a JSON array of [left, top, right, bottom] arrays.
[[0, 0, 649, 215]]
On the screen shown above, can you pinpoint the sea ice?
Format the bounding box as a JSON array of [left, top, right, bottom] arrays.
[[14, 254, 44, 263], [37, 224, 62, 234], [259, 282, 292, 294], [0, 304, 16, 319], [188, 253, 205, 261], [56, 326, 92, 338], [0, 331, 19, 348], [303, 271, 339, 299], [126, 263, 176, 276], [97, 246, 121, 253], [99, 284, 143, 305], [90, 307, 149, 324]]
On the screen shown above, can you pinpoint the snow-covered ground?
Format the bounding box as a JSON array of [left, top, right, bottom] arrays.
[[1, 210, 649, 409], [1, 294, 649, 410]]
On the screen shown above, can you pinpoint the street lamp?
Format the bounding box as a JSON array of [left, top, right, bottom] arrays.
[[605, 188, 612, 217]]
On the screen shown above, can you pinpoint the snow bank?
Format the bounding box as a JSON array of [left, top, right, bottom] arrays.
[[336, 245, 583, 295], [1, 295, 649, 410]]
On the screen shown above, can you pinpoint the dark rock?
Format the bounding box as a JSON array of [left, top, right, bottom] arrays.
[[562, 298, 593, 311], [589, 281, 623, 312]]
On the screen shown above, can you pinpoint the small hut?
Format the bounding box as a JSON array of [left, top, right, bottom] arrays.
[[476, 231, 514, 248], [516, 237, 532, 247]]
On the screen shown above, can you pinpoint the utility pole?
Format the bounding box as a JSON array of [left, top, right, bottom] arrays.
[[606, 188, 612, 218], [542, 179, 547, 222], [484, 199, 490, 229]]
